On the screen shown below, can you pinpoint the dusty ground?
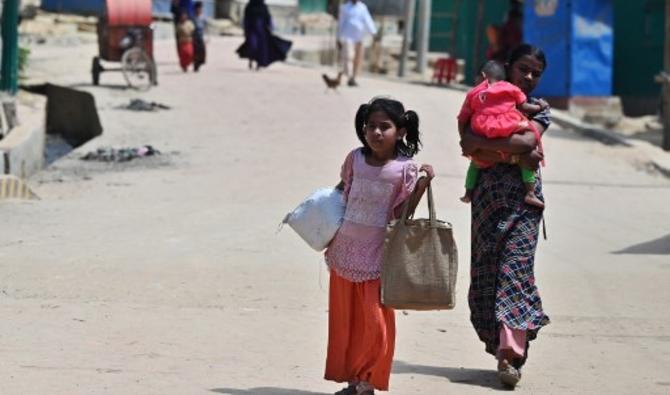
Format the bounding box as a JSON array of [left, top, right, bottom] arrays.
[[0, 34, 669, 394]]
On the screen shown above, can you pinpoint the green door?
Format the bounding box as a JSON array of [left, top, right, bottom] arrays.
[[613, 0, 665, 96], [299, 0, 328, 14]]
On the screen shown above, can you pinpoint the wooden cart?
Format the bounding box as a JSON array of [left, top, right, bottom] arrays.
[[91, 0, 157, 90]]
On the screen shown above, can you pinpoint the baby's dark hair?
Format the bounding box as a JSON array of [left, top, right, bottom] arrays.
[[355, 97, 421, 158], [480, 60, 506, 81], [194, 1, 203, 10]]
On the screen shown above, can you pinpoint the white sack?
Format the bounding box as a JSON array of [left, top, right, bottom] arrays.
[[282, 187, 345, 251]]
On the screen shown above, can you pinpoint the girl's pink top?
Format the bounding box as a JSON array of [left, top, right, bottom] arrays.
[[325, 148, 418, 282], [458, 80, 529, 139]]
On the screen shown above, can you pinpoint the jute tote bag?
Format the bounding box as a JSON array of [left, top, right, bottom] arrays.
[[381, 185, 458, 310]]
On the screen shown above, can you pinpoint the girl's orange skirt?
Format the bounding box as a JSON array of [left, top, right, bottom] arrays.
[[177, 41, 194, 70], [325, 270, 395, 391]]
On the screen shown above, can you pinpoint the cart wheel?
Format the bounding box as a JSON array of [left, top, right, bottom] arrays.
[[121, 48, 153, 91], [92, 56, 102, 86]]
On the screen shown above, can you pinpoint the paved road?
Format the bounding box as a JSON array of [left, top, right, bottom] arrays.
[[1, 36, 669, 394]]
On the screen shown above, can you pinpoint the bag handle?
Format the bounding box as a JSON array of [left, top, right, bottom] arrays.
[[399, 183, 437, 227]]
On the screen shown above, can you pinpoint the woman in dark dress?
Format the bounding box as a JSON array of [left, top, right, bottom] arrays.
[[236, 0, 292, 70], [460, 44, 551, 389]]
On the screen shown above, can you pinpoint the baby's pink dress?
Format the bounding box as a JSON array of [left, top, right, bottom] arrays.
[[325, 148, 418, 282], [458, 80, 529, 139]]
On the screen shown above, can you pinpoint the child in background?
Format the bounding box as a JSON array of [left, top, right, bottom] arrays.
[[458, 60, 547, 208], [325, 97, 434, 395], [193, 1, 207, 72], [176, 11, 195, 72]]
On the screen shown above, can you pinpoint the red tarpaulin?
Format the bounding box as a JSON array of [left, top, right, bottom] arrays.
[[106, 0, 152, 26]]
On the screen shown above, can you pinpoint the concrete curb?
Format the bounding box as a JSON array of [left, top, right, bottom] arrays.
[[0, 94, 46, 179], [549, 109, 670, 177], [550, 109, 632, 146], [0, 174, 39, 200]]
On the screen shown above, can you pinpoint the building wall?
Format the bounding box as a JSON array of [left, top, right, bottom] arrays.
[[420, 0, 507, 84]]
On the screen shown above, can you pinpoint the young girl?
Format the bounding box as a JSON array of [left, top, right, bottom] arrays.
[[458, 60, 547, 208], [325, 97, 434, 395], [176, 11, 195, 72]]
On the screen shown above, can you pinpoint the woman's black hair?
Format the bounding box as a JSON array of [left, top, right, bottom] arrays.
[[507, 43, 547, 71], [355, 97, 421, 158]]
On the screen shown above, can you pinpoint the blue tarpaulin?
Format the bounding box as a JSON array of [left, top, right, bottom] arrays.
[[41, 0, 106, 16], [524, 0, 613, 97]]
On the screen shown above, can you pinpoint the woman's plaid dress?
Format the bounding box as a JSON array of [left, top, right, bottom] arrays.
[[469, 101, 551, 367]]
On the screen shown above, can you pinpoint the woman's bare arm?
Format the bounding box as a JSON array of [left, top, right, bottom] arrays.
[[460, 127, 537, 155], [460, 122, 546, 170]]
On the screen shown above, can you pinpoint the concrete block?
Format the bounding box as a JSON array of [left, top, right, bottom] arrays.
[[0, 94, 47, 179], [568, 96, 623, 127]]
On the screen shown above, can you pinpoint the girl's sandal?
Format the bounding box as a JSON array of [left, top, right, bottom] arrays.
[[355, 383, 375, 395]]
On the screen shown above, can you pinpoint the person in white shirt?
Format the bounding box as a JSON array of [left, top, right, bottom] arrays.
[[337, 0, 377, 87]]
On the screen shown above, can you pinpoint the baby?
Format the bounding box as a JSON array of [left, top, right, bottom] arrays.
[[458, 60, 547, 208]]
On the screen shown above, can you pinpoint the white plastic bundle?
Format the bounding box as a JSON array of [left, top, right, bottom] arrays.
[[282, 187, 346, 251]]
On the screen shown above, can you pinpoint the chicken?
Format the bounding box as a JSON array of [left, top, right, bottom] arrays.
[[322, 72, 343, 92]]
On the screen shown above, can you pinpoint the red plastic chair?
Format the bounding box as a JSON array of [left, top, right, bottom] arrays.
[[432, 57, 457, 84]]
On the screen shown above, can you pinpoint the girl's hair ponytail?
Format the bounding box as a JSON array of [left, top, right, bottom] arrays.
[[354, 97, 422, 158], [355, 103, 370, 146], [400, 110, 420, 157]]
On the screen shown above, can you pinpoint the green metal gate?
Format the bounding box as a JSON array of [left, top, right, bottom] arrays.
[[299, 0, 328, 14]]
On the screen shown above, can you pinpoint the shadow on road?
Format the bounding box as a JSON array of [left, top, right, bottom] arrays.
[[67, 82, 130, 91], [392, 360, 504, 391], [613, 234, 670, 255], [211, 388, 330, 395]]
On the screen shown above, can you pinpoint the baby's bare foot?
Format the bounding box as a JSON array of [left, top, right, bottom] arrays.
[[461, 189, 473, 204], [524, 192, 545, 209]]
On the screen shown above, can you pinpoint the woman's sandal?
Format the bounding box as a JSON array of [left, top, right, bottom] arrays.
[[498, 361, 521, 389]]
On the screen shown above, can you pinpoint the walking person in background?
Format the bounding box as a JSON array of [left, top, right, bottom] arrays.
[[176, 11, 195, 72], [459, 44, 551, 389], [171, 0, 195, 71], [236, 0, 292, 70], [325, 97, 434, 395], [193, 1, 208, 72], [337, 0, 377, 87]]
